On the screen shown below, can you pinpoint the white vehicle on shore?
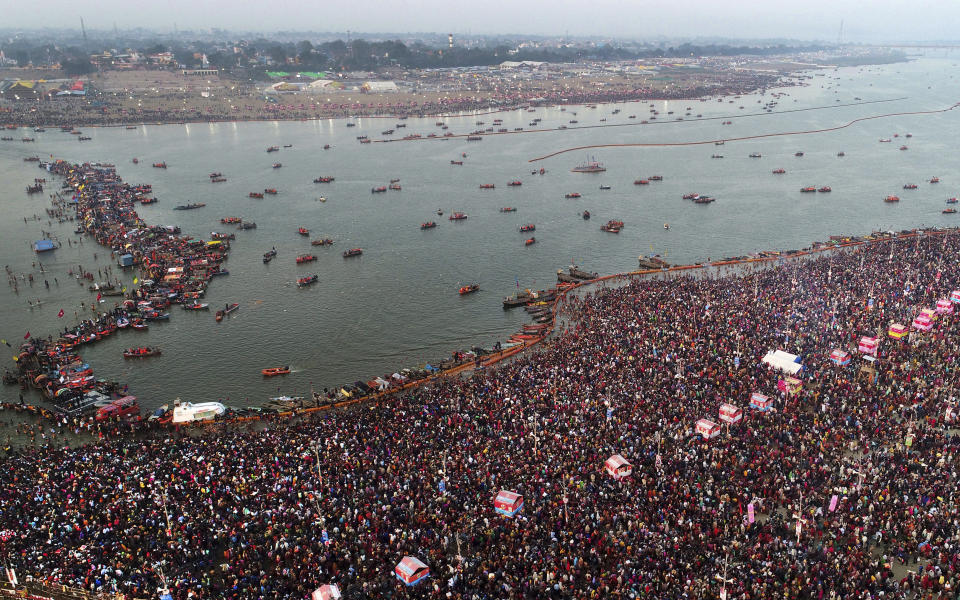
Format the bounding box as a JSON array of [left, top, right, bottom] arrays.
[[171, 398, 226, 423]]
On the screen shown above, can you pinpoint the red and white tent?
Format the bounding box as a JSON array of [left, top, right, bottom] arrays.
[[604, 454, 632, 480], [494, 490, 524, 517], [858, 336, 879, 355], [936, 298, 954, 315], [395, 556, 429, 586], [311, 585, 341, 600], [750, 392, 773, 411], [695, 418, 721, 439], [912, 313, 933, 332], [718, 403, 742, 424]]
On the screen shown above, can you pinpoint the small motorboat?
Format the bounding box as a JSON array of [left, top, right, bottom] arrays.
[[943, 208, 957, 214], [323, 144, 331, 149], [499, 207, 517, 212], [215, 303, 240, 321], [884, 196, 900, 203], [664, 223, 670, 230], [264, 189, 278, 195], [748, 153, 762, 158], [266, 146, 279, 152], [903, 184, 918, 190], [524, 237, 536, 246], [599, 185, 611, 190], [343, 248, 363, 258], [221, 217, 242, 224], [800, 187, 816, 193], [772, 169, 786, 174], [298, 227, 310, 236], [479, 184, 495, 189], [459, 284, 480, 295], [508, 181, 522, 187], [183, 302, 209, 310], [818, 186, 832, 193], [794, 152, 804, 157], [389, 183, 402, 190], [314, 177, 335, 183], [582, 210, 591, 220], [946, 198, 958, 204], [449, 212, 468, 220], [296, 254, 317, 264], [312, 238, 335, 246], [519, 224, 536, 232], [565, 192, 581, 198], [648, 175, 663, 181], [297, 274, 319, 288], [421, 221, 437, 229], [249, 192, 264, 198], [450, 160, 463, 165], [437, 209, 444, 216], [209, 172, 222, 178], [123, 347, 161, 358], [900, 146, 908, 151], [238, 222, 257, 230], [634, 179, 650, 185], [263, 249, 277, 263], [283, 144, 293, 148], [262, 366, 291, 377], [930, 177, 940, 184], [371, 186, 387, 193]]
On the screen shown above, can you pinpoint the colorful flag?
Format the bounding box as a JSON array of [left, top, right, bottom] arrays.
[[23, 331, 30, 340], [96, 292, 102, 302], [58, 309, 64, 318]]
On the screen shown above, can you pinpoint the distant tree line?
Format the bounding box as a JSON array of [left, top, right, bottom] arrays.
[[0, 35, 824, 74]]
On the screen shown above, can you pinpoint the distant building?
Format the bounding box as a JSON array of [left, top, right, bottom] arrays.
[[362, 81, 398, 93]]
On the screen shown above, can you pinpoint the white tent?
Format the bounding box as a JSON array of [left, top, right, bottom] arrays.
[[761, 350, 802, 375]]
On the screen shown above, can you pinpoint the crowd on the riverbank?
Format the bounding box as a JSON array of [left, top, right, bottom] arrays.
[[1, 227, 958, 600], [0, 69, 787, 128]]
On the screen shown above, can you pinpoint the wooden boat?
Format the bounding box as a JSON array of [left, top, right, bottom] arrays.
[[263, 249, 277, 263], [525, 237, 536, 246], [123, 347, 161, 358], [215, 303, 240, 321], [221, 217, 242, 224], [772, 169, 786, 174], [314, 177, 335, 183], [930, 177, 940, 183], [903, 184, 918, 190], [884, 196, 900, 203], [519, 224, 536, 232], [272, 163, 282, 169], [818, 186, 832, 193], [183, 302, 209, 310], [262, 366, 291, 377], [565, 192, 581, 198], [298, 227, 309, 236], [211, 177, 226, 183], [266, 146, 279, 152], [343, 248, 363, 258], [499, 207, 517, 212], [582, 210, 591, 220], [449, 212, 468, 220], [508, 181, 522, 187], [479, 184, 495, 189], [943, 208, 957, 214], [264, 189, 278, 195], [421, 221, 437, 229], [249, 192, 264, 199], [238, 222, 257, 230], [297, 274, 319, 288], [152, 162, 167, 169], [371, 186, 387, 193], [389, 183, 402, 190], [800, 187, 816, 193], [296, 254, 317, 264], [173, 203, 206, 210], [459, 284, 479, 295]]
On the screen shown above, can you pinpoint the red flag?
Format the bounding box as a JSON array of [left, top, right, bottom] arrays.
[[58, 309, 64, 318], [23, 332, 30, 340], [96, 292, 102, 302]]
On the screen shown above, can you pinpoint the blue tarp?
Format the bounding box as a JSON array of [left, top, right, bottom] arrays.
[[33, 240, 57, 252]]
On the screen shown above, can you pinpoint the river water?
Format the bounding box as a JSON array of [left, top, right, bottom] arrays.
[[1, 57, 957, 410]]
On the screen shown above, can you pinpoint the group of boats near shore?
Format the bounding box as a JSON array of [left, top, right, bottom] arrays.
[[5, 157, 578, 426]]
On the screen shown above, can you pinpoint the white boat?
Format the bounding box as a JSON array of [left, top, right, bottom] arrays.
[[171, 398, 226, 423]]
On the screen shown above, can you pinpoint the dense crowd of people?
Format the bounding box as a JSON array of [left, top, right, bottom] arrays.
[[1, 227, 958, 599], [0, 69, 786, 128]]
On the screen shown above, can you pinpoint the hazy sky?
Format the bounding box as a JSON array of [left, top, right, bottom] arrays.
[[7, 0, 960, 42]]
